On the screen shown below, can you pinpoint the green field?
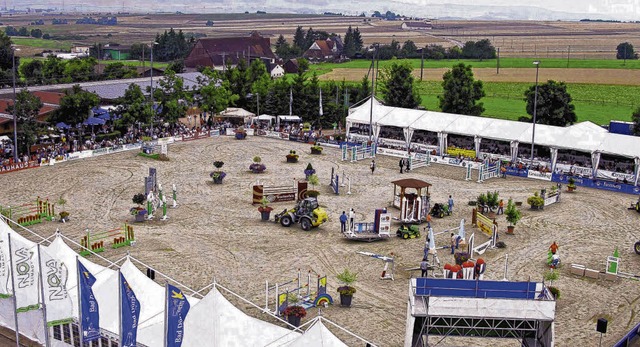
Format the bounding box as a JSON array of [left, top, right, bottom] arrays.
[[410, 81, 639, 124], [11, 37, 73, 50], [312, 57, 640, 70], [19, 57, 169, 69]]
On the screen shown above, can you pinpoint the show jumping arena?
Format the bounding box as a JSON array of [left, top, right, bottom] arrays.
[[1, 135, 640, 346]]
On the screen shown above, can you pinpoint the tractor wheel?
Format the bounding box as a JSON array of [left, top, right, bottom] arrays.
[[300, 218, 312, 231], [634, 241, 640, 255], [636, 202, 640, 212], [403, 233, 409, 239], [439, 211, 444, 218], [280, 215, 293, 227], [417, 233, 421, 238]]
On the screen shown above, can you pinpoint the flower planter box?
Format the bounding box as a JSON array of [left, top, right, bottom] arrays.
[[235, 133, 247, 140], [310, 149, 322, 155], [213, 177, 223, 184], [339, 294, 353, 307], [506, 225, 515, 234], [567, 186, 576, 192], [260, 211, 271, 221], [286, 157, 298, 163], [134, 213, 146, 223], [287, 315, 301, 327]]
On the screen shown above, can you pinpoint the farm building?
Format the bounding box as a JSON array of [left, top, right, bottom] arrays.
[[283, 59, 299, 74], [184, 31, 276, 69], [303, 37, 344, 62], [401, 21, 432, 30]]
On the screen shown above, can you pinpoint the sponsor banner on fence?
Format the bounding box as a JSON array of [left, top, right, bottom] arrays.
[[0, 160, 40, 174], [378, 138, 406, 148], [349, 134, 369, 143], [376, 147, 407, 158], [447, 147, 476, 159], [429, 156, 481, 170], [552, 173, 640, 195], [505, 167, 529, 178], [410, 142, 438, 154], [527, 170, 552, 181], [596, 169, 635, 183]]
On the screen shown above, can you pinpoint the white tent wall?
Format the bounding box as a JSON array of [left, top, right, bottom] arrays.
[[285, 320, 347, 347], [510, 141, 519, 162], [591, 152, 601, 178]]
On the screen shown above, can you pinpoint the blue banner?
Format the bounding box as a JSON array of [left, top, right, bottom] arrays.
[[166, 284, 190, 347], [505, 166, 529, 178], [120, 273, 140, 347], [552, 173, 640, 195], [77, 260, 100, 343]]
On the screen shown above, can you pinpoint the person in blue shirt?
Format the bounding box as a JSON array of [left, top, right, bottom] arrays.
[[448, 195, 454, 213], [339, 211, 348, 233]]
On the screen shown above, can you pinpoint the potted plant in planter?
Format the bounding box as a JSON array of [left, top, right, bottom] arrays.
[[286, 150, 299, 163], [130, 193, 148, 222], [305, 174, 320, 198], [310, 143, 323, 155], [567, 177, 576, 192], [210, 160, 226, 184], [57, 196, 69, 223], [505, 198, 521, 234], [486, 191, 500, 216], [304, 163, 316, 179], [527, 191, 544, 210], [453, 251, 470, 266], [249, 156, 266, 173], [282, 304, 306, 327], [258, 197, 274, 221], [235, 126, 247, 139], [336, 268, 357, 307]]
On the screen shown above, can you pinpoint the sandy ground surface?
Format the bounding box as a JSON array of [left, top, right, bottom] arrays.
[[2, 136, 640, 346], [319, 67, 640, 86]]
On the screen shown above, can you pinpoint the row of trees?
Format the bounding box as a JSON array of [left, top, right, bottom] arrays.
[[5, 26, 50, 39]]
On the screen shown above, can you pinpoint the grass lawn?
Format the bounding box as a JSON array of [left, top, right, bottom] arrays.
[[312, 57, 640, 70], [411, 81, 639, 124], [11, 37, 73, 50], [19, 57, 170, 69]]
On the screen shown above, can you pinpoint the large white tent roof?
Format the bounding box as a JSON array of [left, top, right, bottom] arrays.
[[285, 319, 348, 347]]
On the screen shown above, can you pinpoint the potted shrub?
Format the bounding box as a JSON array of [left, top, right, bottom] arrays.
[[286, 150, 299, 163], [476, 193, 488, 213], [257, 197, 273, 221], [282, 305, 306, 327], [305, 174, 320, 198], [486, 191, 500, 215], [249, 156, 266, 173], [310, 143, 323, 155], [527, 191, 544, 210], [504, 198, 521, 234], [304, 163, 316, 179], [235, 126, 247, 139], [336, 268, 357, 307], [210, 160, 226, 184], [130, 193, 148, 222], [567, 177, 576, 192], [453, 251, 470, 266], [57, 196, 69, 223]]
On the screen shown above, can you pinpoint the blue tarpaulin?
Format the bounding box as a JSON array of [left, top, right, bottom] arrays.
[[83, 117, 106, 126], [56, 122, 71, 129]]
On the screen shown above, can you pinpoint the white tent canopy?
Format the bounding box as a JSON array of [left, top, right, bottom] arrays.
[[277, 115, 302, 122], [220, 107, 255, 118]]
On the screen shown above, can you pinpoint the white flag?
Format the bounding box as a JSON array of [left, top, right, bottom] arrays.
[[0, 221, 12, 297], [39, 246, 73, 325], [319, 88, 323, 116], [9, 234, 40, 312]]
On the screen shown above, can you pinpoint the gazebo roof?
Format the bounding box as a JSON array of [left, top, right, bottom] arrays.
[[391, 178, 432, 189]]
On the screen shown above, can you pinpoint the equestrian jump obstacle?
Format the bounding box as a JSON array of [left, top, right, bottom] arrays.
[[541, 185, 561, 209], [357, 251, 395, 280], [330, 168, 340, 195], [0, 197, 55, 227], [265, 269, 334, 316], [252, 180, 308, 204], [143, 167, 178, 221], [469, 208, 498, 258], [466, 161, 500, 183], [79, 223, 135, 256], [341, 143, 376, 162], [408, 152, 431, 171]]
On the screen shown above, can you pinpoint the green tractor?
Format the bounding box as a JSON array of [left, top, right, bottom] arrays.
[[396, 224, 421, 239], [430, 203, 451, 218], [274, 197, 328, 231]]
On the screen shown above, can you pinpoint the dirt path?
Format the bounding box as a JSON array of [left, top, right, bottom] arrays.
[[2, 136, 639, 346]]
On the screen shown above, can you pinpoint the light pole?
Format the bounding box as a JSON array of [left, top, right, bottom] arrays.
[[149, 41, 158, 136], [11, 46, 20, 162], [530, 61, 540, 168]]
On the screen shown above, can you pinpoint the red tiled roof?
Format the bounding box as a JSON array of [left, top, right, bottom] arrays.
[[184, 32, 275, 68], [32, 91, 64, 105]]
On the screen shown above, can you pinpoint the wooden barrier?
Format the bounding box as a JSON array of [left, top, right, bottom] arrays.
[[472, 208, 497, 238], [80, 223, 135, 256], [0, 197, 55, 227], [252, 180, 308, 204]]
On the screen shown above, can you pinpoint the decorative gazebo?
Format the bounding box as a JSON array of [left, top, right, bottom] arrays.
[[391, 178, 431, 224]]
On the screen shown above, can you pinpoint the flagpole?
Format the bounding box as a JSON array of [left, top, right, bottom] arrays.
[[7, 234, 20, 347], [118, 270, 123, 347], [75, 256, 84, 347], [164, 282, 169, 347], [36, 245, 51, 347]]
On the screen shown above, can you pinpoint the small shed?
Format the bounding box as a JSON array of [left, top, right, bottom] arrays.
[[391, 178, 431, 224]]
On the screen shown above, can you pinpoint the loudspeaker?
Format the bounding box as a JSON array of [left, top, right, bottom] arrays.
[[596, 318, 608, 334], [146, 268, 156, 280]]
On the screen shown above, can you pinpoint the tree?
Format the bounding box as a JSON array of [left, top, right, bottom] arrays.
[[5, 89, 43, 156], [379, 60, 421, 109], [439, 63, 485, 116], [632, 107, 640, 136], [352, 27, 363, 51], [461, 39, 496, 60], [20, 59, 44, 85], [293, 26, 306, 51], [64, 57, 97, 82], [523, 80, 577, 126], [616, 42, 638, 60], [49, 84, 100, 126], [354, 75, 371, 104], [343, 26, 356, 57], [0, 31, 16, 71], [424, 44, 446, 60], [166, 59, 185, 74], [102, 62, 138, 80], [30, 28, 43, 38], [195, 68, 238, 118], [154, 70, 190, 125], [113, 83, 154, 132], [42, 55, 65, 84], [401, 40, 418, 58]]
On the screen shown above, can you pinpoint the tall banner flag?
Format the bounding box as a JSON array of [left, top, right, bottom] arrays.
[[9, 234, 39, 312], [289, 89, 293, 116], [77, 260, 100, 342], [319, 88, 323, 117], [120, 272, 140, 347], [0, 223, 11, 297], [39, 246, 73, 326], [165, 284, 190, 347]]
